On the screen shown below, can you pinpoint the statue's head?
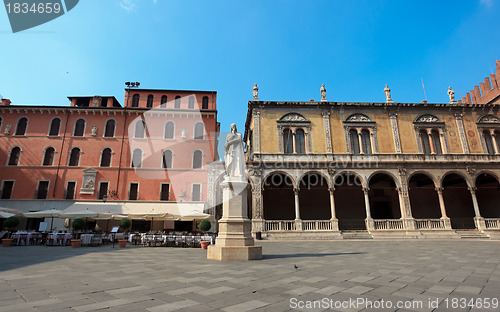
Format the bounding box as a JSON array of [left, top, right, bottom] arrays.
[[231, 123, 237, 132]]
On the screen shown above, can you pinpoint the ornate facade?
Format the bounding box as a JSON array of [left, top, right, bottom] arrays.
[[240, 61, 500, 239]]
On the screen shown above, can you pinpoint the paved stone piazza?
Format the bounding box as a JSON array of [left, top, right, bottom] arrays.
[[1, 240, 500, 312]]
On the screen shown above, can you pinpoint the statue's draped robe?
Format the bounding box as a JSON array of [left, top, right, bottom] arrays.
[[225, 132, 245, 177]]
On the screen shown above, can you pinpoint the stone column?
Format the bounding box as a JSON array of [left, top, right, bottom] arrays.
[[455, 113, 470, 154], [329, 188, 336, 220], [322, 111, 333, 153], [490, 130, 499, 154], [427, 130, 436, 154], [390, 113, 402, 153], [292, 130, 297, 154], [251, 186, 264, 234], [357, 129, 363, 154], [293, 187, 302, 231], [328, 187, 339, 232], [363, 187, 374, 231], [252, 110, 261, 154], [469, 187, 486, 230], [435, 187, 452, 229]]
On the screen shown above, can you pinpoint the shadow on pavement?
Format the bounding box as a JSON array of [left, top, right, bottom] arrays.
[[0, 245, 127, 272]]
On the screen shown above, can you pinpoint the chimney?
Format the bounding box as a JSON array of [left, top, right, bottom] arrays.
[[91, 96, 102, 107], [309, 99, 315, 102], [421, 100, 427, 104], [1, 98, 12, 106]]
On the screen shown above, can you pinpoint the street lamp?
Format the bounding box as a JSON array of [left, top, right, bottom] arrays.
[[103, 194, 108, 203]]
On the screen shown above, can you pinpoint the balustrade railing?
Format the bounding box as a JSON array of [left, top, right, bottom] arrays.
[[484, 218, 500, 229], [373, 219, 404, 230], [302, 220, 333, 231], [264, 220, 334, 231], [415, 219, 446, 230], [264, 220, 296, 231]]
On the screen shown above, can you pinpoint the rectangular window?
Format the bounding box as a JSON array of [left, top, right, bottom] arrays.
[[98, 182, 108, 200], [192, 184, 201, 201], [129, 183, 139, 200], [1, 181, 14, 199], [160, 183, 170, 201], [36, 181, 49, 199], [65, 181, 76, 199]]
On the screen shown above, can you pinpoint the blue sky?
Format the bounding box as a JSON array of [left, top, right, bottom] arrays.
[[0, 0, 499, 133]]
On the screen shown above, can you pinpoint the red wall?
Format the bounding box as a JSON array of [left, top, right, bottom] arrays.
[[0, 90, 218, 203]]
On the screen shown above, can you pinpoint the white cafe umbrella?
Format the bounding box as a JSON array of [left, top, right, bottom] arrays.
[[24, 208, 63, 231], [127, 212, 174, 231], [60, 209, 106, 219], [0, 211, 15, 218], [178, 211, 211, 221]]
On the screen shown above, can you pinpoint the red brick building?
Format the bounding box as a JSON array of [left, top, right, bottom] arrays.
[[0, 89, 219, 232]]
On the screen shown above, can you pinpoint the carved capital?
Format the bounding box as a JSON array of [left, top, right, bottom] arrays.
[[435, 187, 444, 193], [293, 188, 300, 195], [398, 166, 406, 176], [328, 187, 335, 194], [362, 187, 370, 194], [468, 186, 477, 194]]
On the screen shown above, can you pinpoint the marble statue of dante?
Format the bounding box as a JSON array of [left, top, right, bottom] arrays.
[[252, 84, 259, 100], [224, 124, 245, 178], [384, 84, 393, 102], [320, 84, 327, 101], [448, 86, 455, 102]]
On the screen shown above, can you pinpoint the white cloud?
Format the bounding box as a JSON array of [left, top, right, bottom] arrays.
[[480, 0, 494, 7], [120, 0, 136, 12], [119, 0, 157, 12]]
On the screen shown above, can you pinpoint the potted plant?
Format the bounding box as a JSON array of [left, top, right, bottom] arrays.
[[198, 220, 211, 249], [118, 218, 131, 248], [2, 216, 20, 247], [70, 218, 85, 248]]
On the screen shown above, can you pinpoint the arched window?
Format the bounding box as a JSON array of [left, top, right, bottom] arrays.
[[188, 96, 195, 109], [194, 122, 204, 139], [202, 96, 209, 109], [431, 130, 442, 154], [161, 95, 168, 108], [295, 129, 305, 154], [420, 130, 431, 154], [174, 96, 181, 108], [74, 119, 85, 136], [134, 120, 146, 138], [42, 147, 55, 166], [147, 94, 154, 108], [349, 129, 360, 154], [192, 150, 202, 169], [360, 130, 371, 154], [100, 148, 112, 167], [131, 149, 142, 168], [48, 118, 61, 136], [132, 94, 140, 107], [164, 121, 175, 139], [283, 129, 293, 154], [68, 147, 81, 166], [15, 117, 28, 135], [8, 147, 21, 166], [104, 120, 116, 137], [162, 150, 173, 169], [484, 131, 495, 155]]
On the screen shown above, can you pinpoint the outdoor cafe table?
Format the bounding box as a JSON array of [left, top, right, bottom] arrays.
[[11, 232, 41, 246], [47, 233, 72, 246]]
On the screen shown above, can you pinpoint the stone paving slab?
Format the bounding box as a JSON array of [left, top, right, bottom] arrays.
[[1, 240, 500, 311]]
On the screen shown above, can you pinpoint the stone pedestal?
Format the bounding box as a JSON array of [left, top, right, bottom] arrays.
[[207, 178, 262, 261]]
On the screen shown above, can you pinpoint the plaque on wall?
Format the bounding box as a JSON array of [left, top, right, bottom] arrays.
[[80, 168, 98, 195]]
